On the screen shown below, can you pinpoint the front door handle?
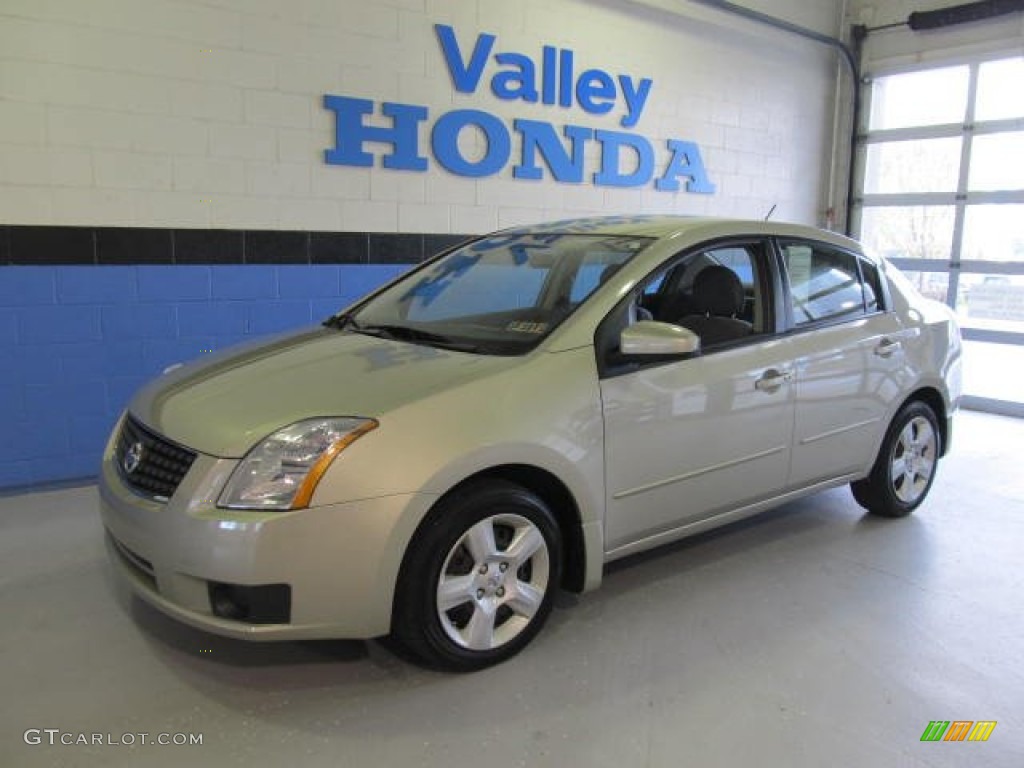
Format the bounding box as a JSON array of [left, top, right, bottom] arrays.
[[755, 368, 793, 393], [875, 338, 902, 358]]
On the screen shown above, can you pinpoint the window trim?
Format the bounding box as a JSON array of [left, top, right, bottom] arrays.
[[594, 236, 776, 379], [774, 237, 891, 335]]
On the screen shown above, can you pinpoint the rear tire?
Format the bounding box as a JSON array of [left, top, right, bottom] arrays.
[[851, 401, 941, 518], [391, 480, 562, 672]]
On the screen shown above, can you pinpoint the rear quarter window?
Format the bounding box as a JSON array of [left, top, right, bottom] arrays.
[[860, 259, 886, 313]]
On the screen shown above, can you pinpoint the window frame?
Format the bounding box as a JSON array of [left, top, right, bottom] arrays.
[[594, 236, 777, 379], [774, 237, 890, 334]]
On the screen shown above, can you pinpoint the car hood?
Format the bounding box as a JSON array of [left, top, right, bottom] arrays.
[[128, 327, 515, 457]]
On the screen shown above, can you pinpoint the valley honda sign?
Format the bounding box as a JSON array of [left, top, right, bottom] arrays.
[[323, 24, 715, 194]]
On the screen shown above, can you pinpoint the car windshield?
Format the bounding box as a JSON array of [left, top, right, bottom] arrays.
[[331, 233, 653, 354]]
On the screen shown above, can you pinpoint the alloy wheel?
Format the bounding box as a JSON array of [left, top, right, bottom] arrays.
[[435, 513, 551, 651], [890, 415, 937, 504]]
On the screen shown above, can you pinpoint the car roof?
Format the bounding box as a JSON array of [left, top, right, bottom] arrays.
[[499, 215, 865, 255]]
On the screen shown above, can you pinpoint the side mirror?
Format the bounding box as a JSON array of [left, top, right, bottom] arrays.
[[620, 321, 700, 357]]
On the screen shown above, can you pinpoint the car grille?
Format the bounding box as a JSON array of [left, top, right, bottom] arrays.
[[115, 415, 197, 501]]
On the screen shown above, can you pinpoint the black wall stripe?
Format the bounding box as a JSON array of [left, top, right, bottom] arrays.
[[174, 229, 243, 264], [10, 226, 95, 265], [96, 227, 172, 265], [311, 232, 368, 264], [2, 226, 472, 266]]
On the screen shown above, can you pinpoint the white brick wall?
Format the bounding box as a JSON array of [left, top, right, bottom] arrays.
[[342, 200, 399, 231], [0, 98, 46, 146], [173, 157, 246, 195], [0, 0, 847, 232], [93, 151, 172, 191]]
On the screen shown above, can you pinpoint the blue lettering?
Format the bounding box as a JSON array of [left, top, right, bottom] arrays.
[[323, 95, 428, 170], [656, 139, 716, 194], [325, 39, 714, 198], [619, 76, 653, 128], [576, 69, 615, 116], [434, 26, 655, 127], [492, 52, 538, 102], [435, 24, 494, 93], [541, 46, 557, 105], [431, 110, 510, 177], [514, 120, 592, 182], [593, 130, 654, 187], [559, 49, 574, 108]]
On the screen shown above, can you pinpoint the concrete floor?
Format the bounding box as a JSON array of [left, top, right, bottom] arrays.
[[1, 411, 1021, 768]]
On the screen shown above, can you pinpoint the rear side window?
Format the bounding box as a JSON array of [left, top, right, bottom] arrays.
[[781, 241, 881, 326]]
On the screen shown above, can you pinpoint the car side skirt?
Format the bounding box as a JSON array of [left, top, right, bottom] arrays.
[[603, 473, 863, 563]]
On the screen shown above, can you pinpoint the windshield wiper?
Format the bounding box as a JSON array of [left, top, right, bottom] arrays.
[[323, 312, 362, 331], [355, 323, 482, 353]]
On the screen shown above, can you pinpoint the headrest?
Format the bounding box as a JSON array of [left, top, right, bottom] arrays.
[[691, 265, 744, 317]]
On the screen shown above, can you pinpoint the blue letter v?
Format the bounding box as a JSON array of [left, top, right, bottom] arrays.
[[435, 24, 494, 93]]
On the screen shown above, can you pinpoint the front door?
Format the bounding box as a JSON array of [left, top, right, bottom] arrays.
[[601, 345, 796, 555], [599, 239, 795, 556]]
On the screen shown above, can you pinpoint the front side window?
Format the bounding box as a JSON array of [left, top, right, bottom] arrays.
[[782, 242, 873, 326], [641, 244, 764, 332], [597, 241, 768, 375], [339, 233, 652, 355]]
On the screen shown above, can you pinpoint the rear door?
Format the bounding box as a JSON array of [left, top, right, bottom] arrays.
[[777, 239, 907, 488]]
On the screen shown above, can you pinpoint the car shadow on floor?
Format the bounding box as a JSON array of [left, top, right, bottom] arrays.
[[544, 486, 932, 636], [111, 486, 925, 690]]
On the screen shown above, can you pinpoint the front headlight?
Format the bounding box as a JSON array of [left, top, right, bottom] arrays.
[[218, 417, 378, 510]]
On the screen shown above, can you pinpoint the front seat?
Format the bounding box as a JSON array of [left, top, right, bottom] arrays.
[[677, 265, 752, 346]]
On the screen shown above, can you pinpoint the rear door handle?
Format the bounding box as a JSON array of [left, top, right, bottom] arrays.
[[875, 338, 902, 358], [755, 368, 793, 393]]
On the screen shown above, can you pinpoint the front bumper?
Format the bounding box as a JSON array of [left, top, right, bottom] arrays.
[[98, 440, 437, 641]]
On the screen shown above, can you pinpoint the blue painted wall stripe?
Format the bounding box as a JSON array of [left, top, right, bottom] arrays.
[[0, 264, 407, 489]]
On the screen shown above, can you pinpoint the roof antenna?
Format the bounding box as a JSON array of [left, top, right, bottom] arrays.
[[765, 204, 777, 221]]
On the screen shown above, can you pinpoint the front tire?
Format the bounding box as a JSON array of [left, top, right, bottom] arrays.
[[392, 480, 562, 672], [851, 401, 941, 517]]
